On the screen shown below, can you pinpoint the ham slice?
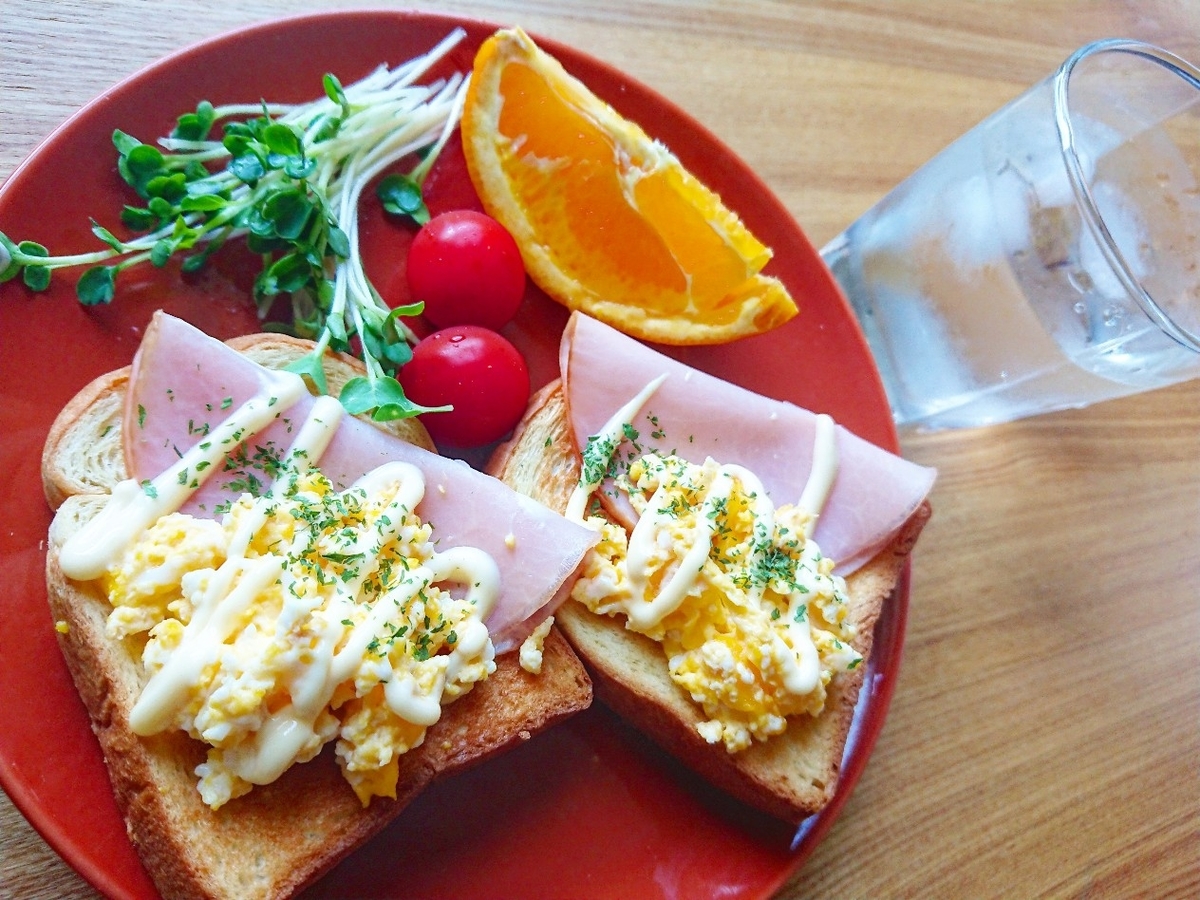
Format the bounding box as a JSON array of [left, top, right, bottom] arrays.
[[559, 312, 935, 574], [125, 312, 599, 652]]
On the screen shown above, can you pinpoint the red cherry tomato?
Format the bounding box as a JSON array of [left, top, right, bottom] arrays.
[[399, 325, 530, 447], [405, 210, 526, 330]]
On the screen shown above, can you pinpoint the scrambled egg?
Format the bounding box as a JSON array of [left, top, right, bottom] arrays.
[[518, 616, 555, 675], [572, 453, 861, 753], [103, 466, 496, 808]]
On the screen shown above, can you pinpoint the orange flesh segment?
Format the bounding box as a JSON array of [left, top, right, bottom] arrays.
[[631, 169, 765, 322], [464, 28, 799, 345], [497, 61, 687, 304]]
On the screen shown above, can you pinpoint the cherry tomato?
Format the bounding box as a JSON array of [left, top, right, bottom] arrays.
[[399, 325, 530, 447], [405, 210, 526, 330]]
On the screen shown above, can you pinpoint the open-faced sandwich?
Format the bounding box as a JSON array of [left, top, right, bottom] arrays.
[[489, 312, 935, 820], [41, 312, 598, 900]]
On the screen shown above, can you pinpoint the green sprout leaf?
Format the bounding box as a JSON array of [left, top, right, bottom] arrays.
[[17, 241, 49, 290], [147, 196, 174, 219], [265, 252, 316, 295], [377, 173, 429, 225], [179, 193, 227, 213], [362, 311, 415, 370], [146, 172, 187, 203], [150, 238, 174, 267], [340, 375, 448, 421], [119, 205, 157, 231], [172, 100, 216, 142], [323, 73, 351, 117], [230, 152, 266, 185], [23, 265, 50, 291], [91, 222, 126, 253], [261, 188, 314, 241], [119, 144, 168, 197], [283, 348, 329, 396], [111, 129, 142, 156], [284, 156, 317, 180], [77, 266, 117, 305], [326, 224, 350, 259], [0, 233, 20, 282], [261, 123, 302, 158], [388, 301, 424, 319]]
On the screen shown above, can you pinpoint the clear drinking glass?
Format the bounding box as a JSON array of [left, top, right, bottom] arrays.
[[822, 39, 1200, 431]]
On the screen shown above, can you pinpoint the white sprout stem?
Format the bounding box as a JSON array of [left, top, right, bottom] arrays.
[[318, 88, 459, 175], [412, 74, 470, 184], [211, 26, 465, 126], [346, 294, 385, 379], [316, 71, 468, 353], [154, 142, 236, 164], [336, 133, 421, 313], [25, 248, 124, 269]]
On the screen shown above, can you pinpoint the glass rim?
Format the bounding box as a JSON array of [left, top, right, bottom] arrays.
[[1054, 37, 1200, 353]]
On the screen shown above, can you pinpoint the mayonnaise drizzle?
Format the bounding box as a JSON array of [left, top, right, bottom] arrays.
[[63, 370, 500, 795], [796, 413, 838, 539]]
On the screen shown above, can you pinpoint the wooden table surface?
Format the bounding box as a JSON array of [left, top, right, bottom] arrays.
[[3, 2, 1198, 898]]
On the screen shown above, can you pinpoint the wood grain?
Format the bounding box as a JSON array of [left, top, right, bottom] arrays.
[[3, 2, 1199, 898]]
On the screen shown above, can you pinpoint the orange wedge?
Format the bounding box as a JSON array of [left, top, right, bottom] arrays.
[[461, 28, 798, 345]]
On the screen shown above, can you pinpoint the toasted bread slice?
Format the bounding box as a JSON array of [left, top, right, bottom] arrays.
[[488, 380, 929, 821], [43, 335, 592, 900]]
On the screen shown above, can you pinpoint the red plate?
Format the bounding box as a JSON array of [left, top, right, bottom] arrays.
[[0, 11, 906, 900]]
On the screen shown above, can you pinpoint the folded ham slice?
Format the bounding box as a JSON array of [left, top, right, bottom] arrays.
[[124, 312, 599, 652], [559, 312, 935, 574]]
